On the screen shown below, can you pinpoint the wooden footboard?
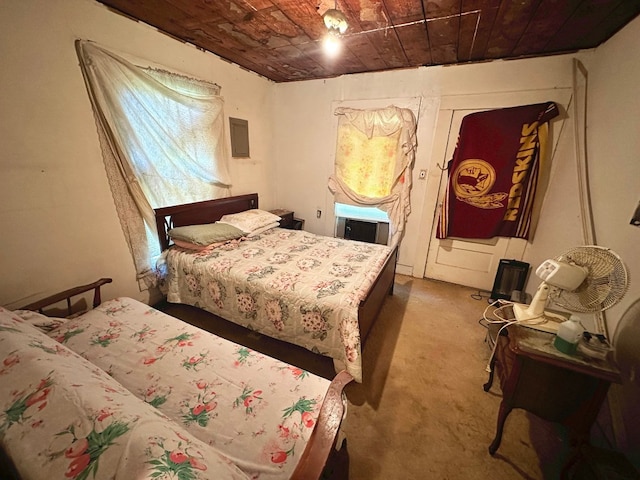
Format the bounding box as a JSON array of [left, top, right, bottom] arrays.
[[291, 370, 354, 480], [357, 245, 397, 342]]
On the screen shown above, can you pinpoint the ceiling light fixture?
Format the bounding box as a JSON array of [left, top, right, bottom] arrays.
[[322, 6, 348, 57], [323, 8, 348, 35]]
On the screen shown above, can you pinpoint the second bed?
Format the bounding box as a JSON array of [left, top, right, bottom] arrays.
[[155, 194, 397, 382]]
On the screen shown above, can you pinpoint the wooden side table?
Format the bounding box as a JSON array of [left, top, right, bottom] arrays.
[[269, 209, 304, 230], [484, 324, 621, 477]]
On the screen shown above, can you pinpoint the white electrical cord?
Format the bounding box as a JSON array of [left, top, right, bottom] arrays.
[[485, 320, 519, 373], [482, 299, 514, 324], [483, 301, 548, 373]]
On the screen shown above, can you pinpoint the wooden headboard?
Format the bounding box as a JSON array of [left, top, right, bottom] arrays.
[[154, 193, 259, 251]]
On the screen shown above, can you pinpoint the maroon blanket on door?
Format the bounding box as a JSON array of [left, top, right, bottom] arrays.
[[436, 102, 559, 240]]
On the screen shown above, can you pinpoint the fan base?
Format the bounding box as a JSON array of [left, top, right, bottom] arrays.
[[511, 303, 569, 333]]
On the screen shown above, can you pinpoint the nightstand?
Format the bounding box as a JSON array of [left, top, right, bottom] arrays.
[[269, 209, 304, 230], [484, 322, 621, 478]]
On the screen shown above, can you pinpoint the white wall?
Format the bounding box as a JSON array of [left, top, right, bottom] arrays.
[[588, 16, 640, 462], [0, 0, 275, 307], [587, 15, 640, 339]]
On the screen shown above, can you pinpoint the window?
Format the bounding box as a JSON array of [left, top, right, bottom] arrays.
[[76, 40, 231, 287], [328, 106, 417, 245]]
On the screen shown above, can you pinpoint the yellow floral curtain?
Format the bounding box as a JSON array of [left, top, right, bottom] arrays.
[[328, 106, 417, 246], [336, 123, 401, 198]]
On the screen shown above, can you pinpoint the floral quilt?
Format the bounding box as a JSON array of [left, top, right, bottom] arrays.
[[0, 307, 249, 480], [163, 228, 392, 382], [46, 297, 332, 480]]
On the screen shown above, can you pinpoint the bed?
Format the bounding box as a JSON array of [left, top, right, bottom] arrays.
[[155, 193, 397, 383], [0, 279, 352, 480]]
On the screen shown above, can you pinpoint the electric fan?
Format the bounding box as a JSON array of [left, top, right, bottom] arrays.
[[512, 245, 628, 332]]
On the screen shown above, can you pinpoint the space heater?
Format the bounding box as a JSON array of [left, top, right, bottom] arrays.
[[489, 259, 530, 302]]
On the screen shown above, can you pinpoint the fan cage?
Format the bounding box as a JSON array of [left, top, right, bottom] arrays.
[[550, 245, 628, 313]]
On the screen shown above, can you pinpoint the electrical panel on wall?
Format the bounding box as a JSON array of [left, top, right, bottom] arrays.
[[229, 117, 250, 158]]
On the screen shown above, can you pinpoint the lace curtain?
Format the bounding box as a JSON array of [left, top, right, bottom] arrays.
[[76, 40, 231, 288], [328, 106, 417, 246]]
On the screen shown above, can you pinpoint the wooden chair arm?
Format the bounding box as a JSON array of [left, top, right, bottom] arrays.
[[290, 370, 354, 480], [19, 278, 113, 317]]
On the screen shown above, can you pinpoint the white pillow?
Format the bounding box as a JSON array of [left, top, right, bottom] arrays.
[[218, 209, 281, 233], [246, 221, 279, 238]]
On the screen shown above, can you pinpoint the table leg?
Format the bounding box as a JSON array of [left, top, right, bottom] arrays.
[[489, 400, 512, 455]]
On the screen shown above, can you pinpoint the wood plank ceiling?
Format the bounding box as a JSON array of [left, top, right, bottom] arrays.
[[97, 0, 640, 83]]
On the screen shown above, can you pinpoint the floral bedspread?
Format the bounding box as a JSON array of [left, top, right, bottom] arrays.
[[163, 228, 393, 382], [0, 306, 249, 480], [47, 297, 332, 480]]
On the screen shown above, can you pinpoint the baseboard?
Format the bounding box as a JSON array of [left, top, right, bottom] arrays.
[[396, 264, 412, 276]]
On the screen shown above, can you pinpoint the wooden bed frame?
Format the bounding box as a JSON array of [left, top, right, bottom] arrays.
[[4, 278, 353, 480], [154, 193, 397, 344]]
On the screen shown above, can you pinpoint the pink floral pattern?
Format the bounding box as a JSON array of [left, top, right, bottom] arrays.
[[0, 374, 53, 435], [56, 418, 131, 480], [0, 307, 249, 480], [148, 436, 213, 479], [43, 298, 332, 479], [233, 385, 264, 415], [164, 228, 392, 382], [182, 380, 218, 427]]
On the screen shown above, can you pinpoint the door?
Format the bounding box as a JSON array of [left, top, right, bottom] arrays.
[[425, 109, 527, 289], [415, 89, 572, 291]]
